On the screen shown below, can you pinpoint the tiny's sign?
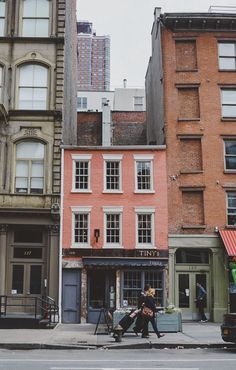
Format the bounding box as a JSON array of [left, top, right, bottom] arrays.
[[62, 248, 168, 259]]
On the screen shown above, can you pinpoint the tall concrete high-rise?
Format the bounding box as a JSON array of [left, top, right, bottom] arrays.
[[77, 21, 110, 91]]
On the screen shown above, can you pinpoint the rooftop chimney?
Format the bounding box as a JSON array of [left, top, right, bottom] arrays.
[[102, 102, 112, 146]]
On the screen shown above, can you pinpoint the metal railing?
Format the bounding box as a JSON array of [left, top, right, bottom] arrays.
[[0, 295, 59, 326]]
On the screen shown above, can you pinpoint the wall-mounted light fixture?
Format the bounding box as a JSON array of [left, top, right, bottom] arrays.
[[94, 229, 100, 242]]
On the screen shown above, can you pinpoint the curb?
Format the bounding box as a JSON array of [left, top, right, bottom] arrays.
[[0, 342, 236, 350]]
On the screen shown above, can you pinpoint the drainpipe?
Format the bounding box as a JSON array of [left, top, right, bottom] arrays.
[[58, 148, 64, 323]]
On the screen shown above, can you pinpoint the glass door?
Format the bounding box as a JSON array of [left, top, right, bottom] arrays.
[[177, 272, 209, 321], [8, 263, 43, 314]]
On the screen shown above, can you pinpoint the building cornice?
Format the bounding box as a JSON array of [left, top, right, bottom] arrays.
[[161, 13, 236, 32], [61, 145, 166, 151]]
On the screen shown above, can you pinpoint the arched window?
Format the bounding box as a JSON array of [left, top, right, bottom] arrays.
[[0, 1, 6, 36], [18, 64, 48, 109], [21, 0, 50, 37], [15, 141, 45, 194]]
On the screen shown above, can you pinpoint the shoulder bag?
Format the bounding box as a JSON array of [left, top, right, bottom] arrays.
[[141, 305, 154, 318]]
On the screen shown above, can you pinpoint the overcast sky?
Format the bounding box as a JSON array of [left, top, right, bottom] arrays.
[[77, 0, 236, 89]]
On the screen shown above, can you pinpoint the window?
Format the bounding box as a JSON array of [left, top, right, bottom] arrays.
[[135, 207, 155, 248], [18, 64, 48, 110], [15, 141, 44, 194], [221, 89, 236, 118], [30, 265, 42, 294], [103, 155, 122, 192], [218, 42, 236, 70], [134, 96, 144, 111], [72, 154, 91, 192], [176, 249, 209, 264], [12, 265, 24, 294], [122, 270, 163, 307], [227, 192, 236, 226], [104, 207, 123, 247], [105, 161, 120, 190], [0, 0, 6, 36], [77, 97, 87, 110], [21, 0, 50, 37], [0, 65, 3, 102], [134, 155, 154, 192], [224, 140, 236, 170], [72, 207, 91, 247]]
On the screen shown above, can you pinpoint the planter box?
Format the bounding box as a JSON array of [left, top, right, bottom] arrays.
[[113, 310, 182, 333]]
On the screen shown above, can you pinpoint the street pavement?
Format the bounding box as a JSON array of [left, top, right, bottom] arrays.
[[0, 321, 235, 350]]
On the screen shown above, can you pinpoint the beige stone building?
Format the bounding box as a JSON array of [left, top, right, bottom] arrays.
[[0, 0, 77, 320]]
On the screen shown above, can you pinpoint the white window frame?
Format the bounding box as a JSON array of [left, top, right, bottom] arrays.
[[17, 63, 49, 110], [103, 206, 123, 248], [224, 140, 236, 171], [135, 207, 155, 249], [218, 42, 236, 70], [20, 0, 51, 38], [0, 65, 3, 102], [0, 0, 6, 37], [15, 140, 45, 195], [103, 154, 123, 193], [221, 88, 236, 118], [71, 154, 92, 193], [227, 192, 236, 226], [134, 96, 144, 111], [77, 97, 87, 110], [134, 154, 154, 193], [71, 206, 91, 248]]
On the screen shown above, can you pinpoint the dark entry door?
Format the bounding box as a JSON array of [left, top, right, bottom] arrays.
[[7, 263, 43, 314], [177, 272, 210, 320], [87, 269, 116, 323], [62, 270, 81, 323]]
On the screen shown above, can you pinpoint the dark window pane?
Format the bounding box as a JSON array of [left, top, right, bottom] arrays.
[[179, 274, 189, 308], [176, 249, 209, 264], [89, 270, 105, 309], [14, 248, 42, 259], [14, 227, 43, 243], [12, 265, 24, 294], [226, 157, 236, 169], [196, 274, 207, 308], [30, 265, 42, 294]]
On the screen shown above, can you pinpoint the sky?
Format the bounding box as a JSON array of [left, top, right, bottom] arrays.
[[77, 0, 236, 89]]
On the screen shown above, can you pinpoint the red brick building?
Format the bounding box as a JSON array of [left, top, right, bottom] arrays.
[[146, 8, 236, 321], [61, 108, 168, 323]]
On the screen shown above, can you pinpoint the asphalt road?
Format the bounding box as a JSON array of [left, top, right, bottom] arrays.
[[0, 348, 236, 370]]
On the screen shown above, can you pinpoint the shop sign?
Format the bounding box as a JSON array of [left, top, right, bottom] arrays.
[[62, 248, 168, 258]]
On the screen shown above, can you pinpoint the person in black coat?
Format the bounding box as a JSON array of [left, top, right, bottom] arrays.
[[133, 284, 150, 335], [141, 288, 165, 339]]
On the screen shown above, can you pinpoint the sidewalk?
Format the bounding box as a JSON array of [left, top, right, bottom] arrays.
[[0, 322, 235, 350]]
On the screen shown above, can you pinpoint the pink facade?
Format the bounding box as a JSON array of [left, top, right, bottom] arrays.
[[62, 148, 168, 252]]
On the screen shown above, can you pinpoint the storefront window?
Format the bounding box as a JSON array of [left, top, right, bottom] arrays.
[[122, 270, 163, 307]]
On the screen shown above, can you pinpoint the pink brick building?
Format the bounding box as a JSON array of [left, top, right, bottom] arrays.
[[61, 109, 168, 323]]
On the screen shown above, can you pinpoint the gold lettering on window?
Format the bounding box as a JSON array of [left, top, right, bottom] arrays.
[[24, 251, 32, 256]]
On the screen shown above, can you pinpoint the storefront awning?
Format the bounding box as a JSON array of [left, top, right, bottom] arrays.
[[82, 257, 167, 267], [219, 230, 236, 256]]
